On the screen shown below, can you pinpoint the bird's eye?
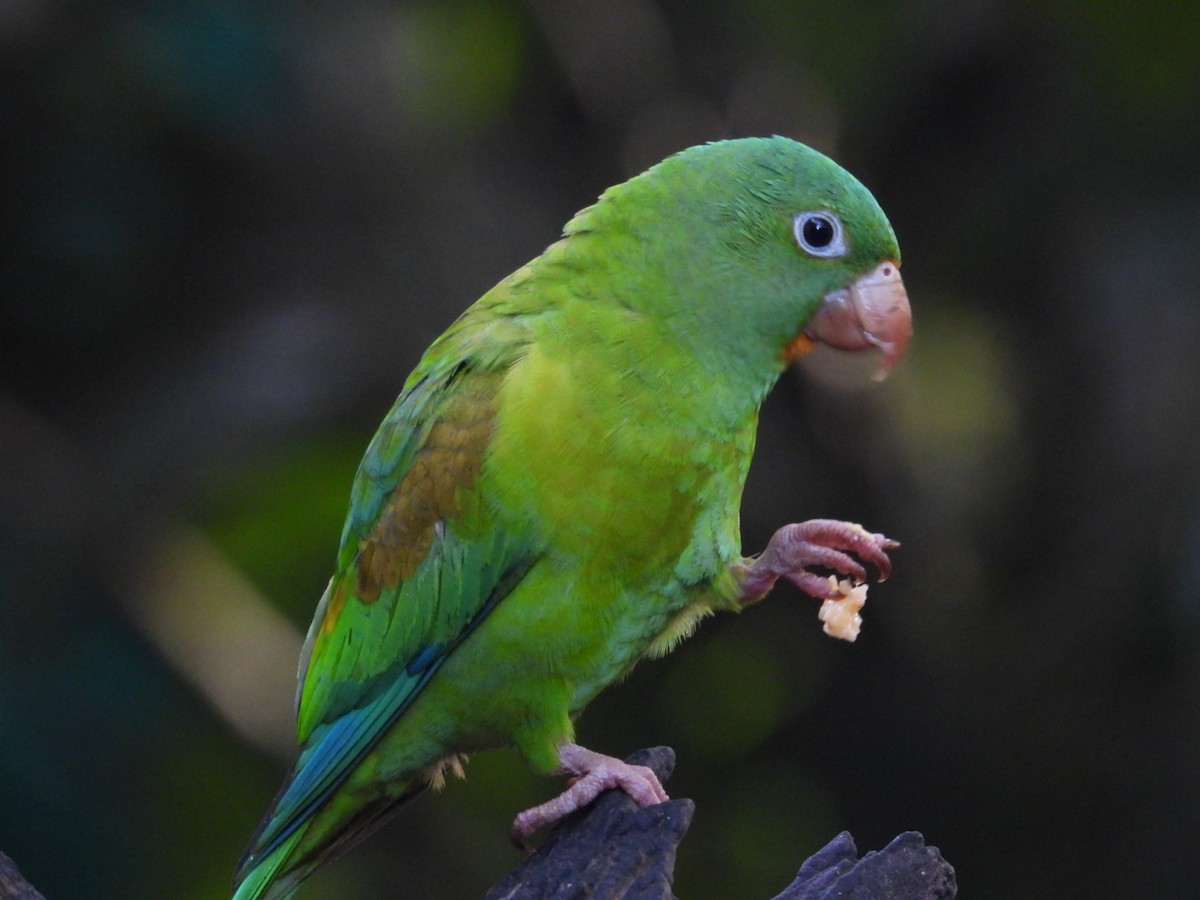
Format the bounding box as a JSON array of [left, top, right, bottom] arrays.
[[793, 211, 847, 258]]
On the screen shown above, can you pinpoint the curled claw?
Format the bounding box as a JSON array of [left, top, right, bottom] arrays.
[[735, 519, 899, 605], [510, 743, 668, 847]]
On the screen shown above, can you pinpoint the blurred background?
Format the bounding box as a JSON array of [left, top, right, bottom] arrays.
[[2, 1, 1199, 897]]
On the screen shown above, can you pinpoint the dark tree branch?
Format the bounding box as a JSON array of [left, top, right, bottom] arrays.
[[485, 747, 957, 900], [486, 747, 693, 900], [0, 853, 44, 900], [771, 830, 957, 899]]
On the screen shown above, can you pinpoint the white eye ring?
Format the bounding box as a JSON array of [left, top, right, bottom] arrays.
[[793, 211, 847, 258]]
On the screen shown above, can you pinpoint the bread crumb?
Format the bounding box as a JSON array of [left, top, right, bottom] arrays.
[[818, 577, 867, 642]]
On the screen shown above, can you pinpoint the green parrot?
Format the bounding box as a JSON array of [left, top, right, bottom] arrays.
[[232, 136, 910, 899]]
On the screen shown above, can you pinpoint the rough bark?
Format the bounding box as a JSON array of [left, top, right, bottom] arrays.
[[485, 747, 957, 900], [486, 747, 694, 900], [0, 853, 45, 900]]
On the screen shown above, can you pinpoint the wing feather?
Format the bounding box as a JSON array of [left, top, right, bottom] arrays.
[[251, 311, 536, 862]]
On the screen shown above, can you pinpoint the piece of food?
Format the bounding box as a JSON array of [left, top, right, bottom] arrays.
[[818, 577, 869, 642]]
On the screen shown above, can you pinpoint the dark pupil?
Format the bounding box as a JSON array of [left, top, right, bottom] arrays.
[[803, 216, 834, 248]]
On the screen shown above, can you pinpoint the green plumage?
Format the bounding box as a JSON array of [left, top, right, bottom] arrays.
[[233, 136, 902, 899]]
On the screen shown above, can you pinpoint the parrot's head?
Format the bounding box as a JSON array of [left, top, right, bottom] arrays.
[[573, 136, 911, 383], [774, 177, 910, 381]]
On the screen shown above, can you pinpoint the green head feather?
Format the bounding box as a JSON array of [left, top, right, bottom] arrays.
[[555, 136, 901, 393]]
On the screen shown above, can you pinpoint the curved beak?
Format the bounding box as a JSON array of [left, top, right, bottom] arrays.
[[789, 261, 912, 380]]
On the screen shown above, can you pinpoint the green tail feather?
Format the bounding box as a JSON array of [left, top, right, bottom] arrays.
[[231, 827, 307, 900], [232, 780, 428, 899]]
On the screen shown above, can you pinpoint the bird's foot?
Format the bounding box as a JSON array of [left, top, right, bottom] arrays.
[[510, 743, 668, 847], [733, 519, 898, 605]]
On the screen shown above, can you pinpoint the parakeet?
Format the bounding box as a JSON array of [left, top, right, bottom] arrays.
[[232, 136, 911, 899]]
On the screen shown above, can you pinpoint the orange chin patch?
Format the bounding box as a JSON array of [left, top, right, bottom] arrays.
[[783, 333, 817, 364]]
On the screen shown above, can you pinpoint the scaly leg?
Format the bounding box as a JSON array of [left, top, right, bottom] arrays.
[[732, 519, 898, 605], [510, 743, 668, 846]]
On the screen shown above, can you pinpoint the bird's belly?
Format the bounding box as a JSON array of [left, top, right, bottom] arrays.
[[417, 563, 682, 744]]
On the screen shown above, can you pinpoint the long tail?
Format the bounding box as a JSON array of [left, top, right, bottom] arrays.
[[232, 781, 428, 900], [231, 828, 308, 900]]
